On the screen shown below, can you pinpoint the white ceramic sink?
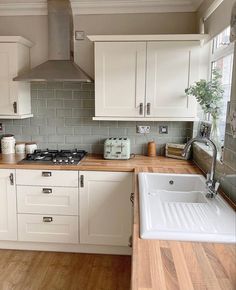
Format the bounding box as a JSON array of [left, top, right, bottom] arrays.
[[139, 173, 236, 243]]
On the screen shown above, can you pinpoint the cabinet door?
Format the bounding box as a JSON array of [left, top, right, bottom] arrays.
[[0, 44, 16, 115], [80, 171, 133, 246], [146, 41, 198, 118], [95, 42, 146, 117], [0, 169, 17, 240]]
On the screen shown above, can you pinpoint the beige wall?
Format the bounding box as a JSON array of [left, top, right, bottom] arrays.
[[0, 12, 197, 77], [74, 13, 197, 77], [197, 0, 235, 37], [0, 16, 48, 68]]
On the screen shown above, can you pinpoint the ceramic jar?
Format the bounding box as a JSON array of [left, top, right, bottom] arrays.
[[1, 134, 16, 154], [25, 142, 37, 154], [15, 142, 26, 154]]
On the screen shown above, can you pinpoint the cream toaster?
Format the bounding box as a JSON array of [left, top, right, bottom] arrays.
[[104, 137, 131, 160]]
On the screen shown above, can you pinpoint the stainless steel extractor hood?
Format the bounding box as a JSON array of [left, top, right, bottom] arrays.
[[14, 0, 92, 82]]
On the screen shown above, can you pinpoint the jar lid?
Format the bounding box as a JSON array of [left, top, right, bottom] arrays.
[[16, 142, 26, 145], [25, 142, 37, 145], [2, 134, 14, 138]]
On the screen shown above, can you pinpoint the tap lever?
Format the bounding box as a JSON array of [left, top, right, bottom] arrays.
[[215, 181, 220, 192]]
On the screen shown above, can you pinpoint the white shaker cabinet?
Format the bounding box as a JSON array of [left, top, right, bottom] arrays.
[[0, 169, 17, 241], [0, 36, 33, 119], [89, 35, 206, 121], [95, 42, 146, 117], [79, 171, 133, 246], [146, 41, 198, 118]]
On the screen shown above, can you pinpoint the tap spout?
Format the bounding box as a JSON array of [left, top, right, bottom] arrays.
[[182, 137, 218, 197]]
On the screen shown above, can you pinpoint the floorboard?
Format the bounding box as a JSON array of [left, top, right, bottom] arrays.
[[0, 250, 131, 290]]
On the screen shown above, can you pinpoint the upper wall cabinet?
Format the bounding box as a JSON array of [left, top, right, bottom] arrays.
[[88, 35, 207, 121], [0, 36, 33, 119]]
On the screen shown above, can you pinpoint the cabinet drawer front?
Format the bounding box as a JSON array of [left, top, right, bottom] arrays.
[[16, 170, 78, 187], [18, 214, 78, 244], [17, 186, 78, 215]]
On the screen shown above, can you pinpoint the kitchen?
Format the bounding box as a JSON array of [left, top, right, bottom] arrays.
[[0, 0, 236, 289]]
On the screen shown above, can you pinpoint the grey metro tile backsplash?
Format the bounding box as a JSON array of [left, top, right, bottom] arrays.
[[0, 82, 193, 154]]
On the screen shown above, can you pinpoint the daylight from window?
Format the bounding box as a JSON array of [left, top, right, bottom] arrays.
[[211, 27, 234, 146]]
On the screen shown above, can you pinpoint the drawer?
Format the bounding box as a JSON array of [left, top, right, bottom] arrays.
[[17, 186, 78, 215], [18, 214, 78, 244], [16, 169, 78, 187]]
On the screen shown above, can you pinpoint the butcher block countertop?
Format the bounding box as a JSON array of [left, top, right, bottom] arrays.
[[0, 153, 235, 290]]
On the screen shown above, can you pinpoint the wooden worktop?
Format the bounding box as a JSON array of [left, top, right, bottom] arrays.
[[0, 153, 235, 289]]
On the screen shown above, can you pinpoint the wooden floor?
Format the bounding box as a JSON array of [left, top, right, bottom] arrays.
[[0, 250, 131, 290]]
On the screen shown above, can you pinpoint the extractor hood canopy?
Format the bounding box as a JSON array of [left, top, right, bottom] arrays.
[[14, 0, 92, 82]]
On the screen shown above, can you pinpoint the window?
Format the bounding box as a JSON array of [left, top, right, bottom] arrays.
[[210, 27, 234, 146]]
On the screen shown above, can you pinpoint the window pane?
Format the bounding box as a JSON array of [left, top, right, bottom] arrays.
[[212, 53, 233, 144], [213, 27, 231, 53]]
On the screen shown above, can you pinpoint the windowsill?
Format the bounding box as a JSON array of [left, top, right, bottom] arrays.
[[193, 142, 223, 164]]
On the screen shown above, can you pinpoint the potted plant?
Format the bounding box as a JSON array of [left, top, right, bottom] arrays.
[[185, 69, 224, 149]]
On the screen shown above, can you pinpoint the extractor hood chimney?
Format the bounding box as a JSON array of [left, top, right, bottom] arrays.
[[14, 0, 92, 82]]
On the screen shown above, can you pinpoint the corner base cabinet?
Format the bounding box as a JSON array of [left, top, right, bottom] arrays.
[[0, 169, 17, 241], [79, 171, 133, 246]]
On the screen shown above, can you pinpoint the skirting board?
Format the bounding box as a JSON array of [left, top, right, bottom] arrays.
[[0, 241, 132, 256]]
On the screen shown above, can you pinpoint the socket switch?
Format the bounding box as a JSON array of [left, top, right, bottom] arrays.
[[159, 126, 168, 134], [136, 125, 150, 134]]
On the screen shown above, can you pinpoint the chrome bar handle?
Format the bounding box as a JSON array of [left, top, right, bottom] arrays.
[[42, 188, 52, 194], [139, 103, 143, 115], [9, 173, 14, 185], [147, 103, 151, 115], [42, 171, 52, 177], [43, 217, 53, 223], [80, 175, 84, 188], [130, 192, 134, 207]]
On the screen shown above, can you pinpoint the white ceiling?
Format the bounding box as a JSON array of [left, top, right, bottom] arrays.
[[0, 0, 204, 16]]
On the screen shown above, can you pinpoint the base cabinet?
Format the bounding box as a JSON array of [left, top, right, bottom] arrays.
[[79, 171, 133, 246], [0, 169, 17, 241], [18, 214, 78, 244]]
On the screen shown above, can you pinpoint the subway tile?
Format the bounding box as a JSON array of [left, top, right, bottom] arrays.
[[47, 82, 63, 89], [31, 135, 48, 143], [32, 99, 47, 109], [82, 135, 100, 145], [109, 128, 126, 136], [72, 108, 94, 117], [47, 118, 65, 127], [56, 127, 74, 135], [65, 118, 83, 126], [39, 126, 56, 135], [82, 99, 95, 108], [38, 90, 54, 99], [56, 90, 72, 99], [13, 119, 31, 126], [22, 126, 40, 135], [48, 135, 65, 143], [56, 109, 72, 117], [73, 91, 90, 99], [63, 82, 82, 90], [31, 90, 38, 99], [31, 82, 47, 90], [81, 83, 95, 91], [47, 99, 64, 108], [64, 100, 82, 108], [66, 135, 82, 144], [30, 117, 47, 126], [74, 126, 92, 135], [37, 108, 56, 117], [91, 127, 109, 136], [5, 126, 22, 135]]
